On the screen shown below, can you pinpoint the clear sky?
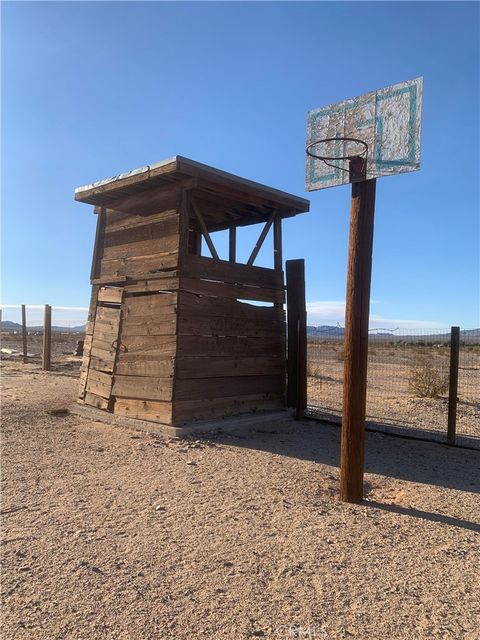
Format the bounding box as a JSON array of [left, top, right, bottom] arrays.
[[2, 1, 479, 329]]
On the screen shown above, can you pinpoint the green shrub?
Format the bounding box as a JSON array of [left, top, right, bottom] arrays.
[[408, 354, 448, 398]]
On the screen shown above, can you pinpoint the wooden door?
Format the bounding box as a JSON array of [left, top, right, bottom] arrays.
[[81, 287, 123, 410]]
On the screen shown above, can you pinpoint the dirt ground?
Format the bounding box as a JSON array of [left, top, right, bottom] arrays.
[[1, 357, 479, 640], [307, 342, 480, 440]]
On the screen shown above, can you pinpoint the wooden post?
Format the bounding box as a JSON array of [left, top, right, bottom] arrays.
[[286, 259, 307, 413], [21, 305, 28, 364], [247, 210, 276, 266], [340, 159, 377, 504], [273, 214, 283, 272], [229, 224, 236, 263], [447, 326, 460, 445], [42, 304, 52, 371]]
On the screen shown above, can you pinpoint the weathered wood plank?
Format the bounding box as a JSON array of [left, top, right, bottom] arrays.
[[175, 375, 285, 401], [90, 345, 116, 361], [103, 234, 179, 261], [90, 355, 116, 373], [112, 375, 173, 401], [179, 276, 284, 304], [97, 287, 123, 304], [115, 357, 175, 377], [121, 320, 177, 337], [123, 292, 177, 317], [179, 314, 283, 338], [176, 335, 285, 358], [85, 321, 95, 335], [95, 306, 121, 321], [178, 291, 284, 321], [124, 278, 179, 294], [114, 398, 172, 423], [173, 393, 284, 424], [100, 251, 179, 279], [182, 254, 283, 289], [105, 211, 178, 240], [84, 391, 109, 411], [118, 335, 177, 356], [78, 364, 89, 399], [176, 356, 284, 379], [85, 372, 113, 399]]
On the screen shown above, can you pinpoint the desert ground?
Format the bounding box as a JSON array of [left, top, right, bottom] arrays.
[[1, 351, 479, 640]]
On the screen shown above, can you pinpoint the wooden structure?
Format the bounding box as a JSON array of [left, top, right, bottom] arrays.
[[75, 156, 309, 432]]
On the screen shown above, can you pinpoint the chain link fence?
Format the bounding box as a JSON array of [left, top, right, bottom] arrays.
[[0, 305, 87, 373], [305, 328, 480, 448]]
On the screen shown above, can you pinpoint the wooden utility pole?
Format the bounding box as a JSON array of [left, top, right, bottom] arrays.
[[447, 326, 460, 445], [340, 159, 376, 503], [42, 304, 52, 371], [21, 305, 28, 364], [286, 259, 307, 414]]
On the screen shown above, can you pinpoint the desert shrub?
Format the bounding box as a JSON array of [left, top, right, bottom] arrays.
[[335, 349, 344, 362], [307, 362, 322, 378], [408, 354, 448, 398]]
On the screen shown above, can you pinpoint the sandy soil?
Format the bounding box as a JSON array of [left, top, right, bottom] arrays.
[[1, 358, 479, 639], [307, 342, 480, 440]]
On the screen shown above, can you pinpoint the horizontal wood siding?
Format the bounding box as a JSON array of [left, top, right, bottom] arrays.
[[109, 290, 178, 422], [173, 269, 286, 424], [98, 200, 181, 282], [114, 398, 172, 424], [182, 254, 283, 289]]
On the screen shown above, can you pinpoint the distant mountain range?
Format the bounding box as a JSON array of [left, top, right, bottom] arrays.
[[1, 320, 479, 341], [307, 326, 480, 341], [0, 320, 86, 333]]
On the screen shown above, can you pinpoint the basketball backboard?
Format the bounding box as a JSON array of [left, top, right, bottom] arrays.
[[306, 77, 423, 191]]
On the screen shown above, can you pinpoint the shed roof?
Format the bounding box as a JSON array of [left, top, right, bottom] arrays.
[[75, 156, 309, 230]]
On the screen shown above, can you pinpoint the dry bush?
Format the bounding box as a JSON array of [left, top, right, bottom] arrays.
[[335, 348, 344, 362], [408, 354, 448, 398], [307, 362, 322, 378]]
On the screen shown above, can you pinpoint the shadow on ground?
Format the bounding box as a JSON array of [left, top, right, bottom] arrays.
[[204, 418, 479, 495], [203, 418, 479, 532]]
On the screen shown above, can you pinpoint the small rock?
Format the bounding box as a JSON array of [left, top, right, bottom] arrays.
[[155, 505, 166, 511], [186, 461, 196, 466]]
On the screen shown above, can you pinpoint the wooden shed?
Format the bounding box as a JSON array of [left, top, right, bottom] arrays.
[[75, 156, 309, 433]]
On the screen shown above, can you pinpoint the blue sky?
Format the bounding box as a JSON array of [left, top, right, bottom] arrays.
[[1, 1, 479, 329]]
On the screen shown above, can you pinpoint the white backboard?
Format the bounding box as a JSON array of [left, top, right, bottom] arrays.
[[306, 77, 423, 191]]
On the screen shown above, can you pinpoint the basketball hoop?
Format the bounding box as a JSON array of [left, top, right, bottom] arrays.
[[306, 137, 369, 177]]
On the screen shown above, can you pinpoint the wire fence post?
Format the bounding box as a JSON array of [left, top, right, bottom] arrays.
[[286, 259, 307, 414], [21, 304, 28, 364], [42, 304, 52, 371], [447, 326, 460, 445]]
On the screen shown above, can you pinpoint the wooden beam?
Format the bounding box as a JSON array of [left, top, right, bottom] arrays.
[[247, 209, 276, 266], [273, 214, 282, 271], [286, 260, 306, 412], [340, 160, 376, 504], [42, 304, 52, 371], [447, 326, 460, 445], [190, 198, 220, 260], [229, 224, 236, 263], [21, 305, 28, 364], [90, 206, 106, 282]]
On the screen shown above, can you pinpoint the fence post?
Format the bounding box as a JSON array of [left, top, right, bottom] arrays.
[[21, 304, 28, 364], [447, 326, 460, 445], [42, 304, 52, 371], [286, 259, 307, 415]]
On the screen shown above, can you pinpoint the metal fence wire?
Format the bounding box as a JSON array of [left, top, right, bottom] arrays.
[[0, 305, 87, 371], [305, 328, 480, 447]]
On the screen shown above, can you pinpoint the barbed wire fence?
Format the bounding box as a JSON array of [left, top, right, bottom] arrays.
[[305, 327, 480, 448], [0, 305, 88, 371]]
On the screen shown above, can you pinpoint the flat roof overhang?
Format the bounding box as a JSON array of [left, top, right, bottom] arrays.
[[74, 156, 310, 230]]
